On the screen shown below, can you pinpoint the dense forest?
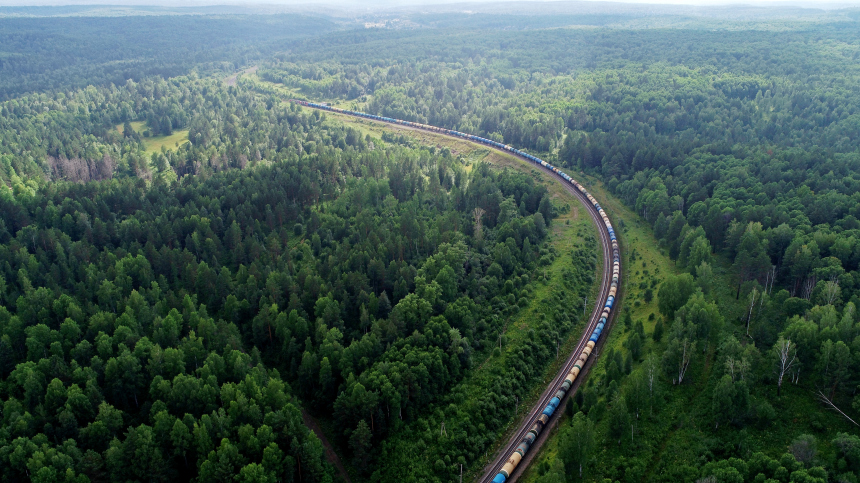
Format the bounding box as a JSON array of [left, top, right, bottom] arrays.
[[3, 4, 860, 483], [257, 14, 860, 483], [0, 14, 335, 100], [0, 64, 565, 480]]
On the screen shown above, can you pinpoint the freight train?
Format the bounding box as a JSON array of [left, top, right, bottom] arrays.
[[289, 99, 620, 483]]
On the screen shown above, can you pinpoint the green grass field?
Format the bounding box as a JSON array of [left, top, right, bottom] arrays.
[[116, 121, 189, 155]]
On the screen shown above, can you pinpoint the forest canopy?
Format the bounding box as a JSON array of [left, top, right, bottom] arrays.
[[0, 69, 561, 481], [3, 5, 860, 483]]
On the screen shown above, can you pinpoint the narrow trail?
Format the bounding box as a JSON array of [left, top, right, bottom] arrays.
[[644, 346, 716, 481], [224, 65, 258, 86], [300, 407, 353, 483]]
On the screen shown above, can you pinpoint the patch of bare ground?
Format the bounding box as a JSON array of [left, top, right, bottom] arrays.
[[300, 407, 352, 483], [225, 66, 258, 86]]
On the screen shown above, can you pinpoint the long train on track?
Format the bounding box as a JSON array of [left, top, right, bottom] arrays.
[[288, 99, 621, 483]]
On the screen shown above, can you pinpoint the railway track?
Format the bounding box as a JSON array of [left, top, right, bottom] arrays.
[[287, 99, 620, 483], [477, 170, 616, 483]]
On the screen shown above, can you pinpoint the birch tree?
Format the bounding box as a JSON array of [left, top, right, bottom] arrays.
[[664, 336, 695, 384], [642, 355, 659, 416], [774, 337, 798, 396], [473, 207, 485, 242], [677, 338, 694, 384], [725, 356, 738, 382], [746, 287, 758, 337], [645, 355, 658, 398], [821, 278, 841, 306]]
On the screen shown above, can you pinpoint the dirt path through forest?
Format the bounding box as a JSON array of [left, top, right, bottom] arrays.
[[224, 65, 258, 86], [300, 407, 353, 483]]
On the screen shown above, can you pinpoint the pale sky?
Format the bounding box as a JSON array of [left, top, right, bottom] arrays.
[[229, 0, 851, 5], [0, 0, 855, 9], [223, 0, 851, 5]]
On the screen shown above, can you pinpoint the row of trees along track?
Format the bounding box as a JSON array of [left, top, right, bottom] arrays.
[[287, 99, 621, 483]]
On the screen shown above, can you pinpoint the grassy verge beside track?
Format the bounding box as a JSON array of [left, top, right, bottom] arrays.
[[518, 177, 675, 483], [520, 179, 855, 483]]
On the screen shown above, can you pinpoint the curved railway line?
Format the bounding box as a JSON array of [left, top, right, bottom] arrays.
[[288, 99, 621, 483], [479, 177, 616, 483]]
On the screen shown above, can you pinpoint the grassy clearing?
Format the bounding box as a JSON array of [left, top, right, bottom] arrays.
[[116, 121, 146, 136], [141, 130, 189, 155], [244, 71, 371, 112], [584, 179, 678, 337], [116, 121, 189, 155], [243, 71, 306, 101]]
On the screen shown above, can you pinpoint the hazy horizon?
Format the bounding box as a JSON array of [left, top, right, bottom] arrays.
[[0, 0, 856, 10]]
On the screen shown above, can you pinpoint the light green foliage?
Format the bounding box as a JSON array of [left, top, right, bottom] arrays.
[[712, 375, 751, 427], [674, 291, 723, 346], [535, 458, 567, 483], [558, 411, 595, 480], [657, 274, 697, 321]]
